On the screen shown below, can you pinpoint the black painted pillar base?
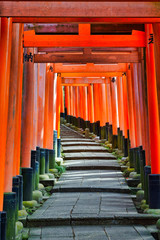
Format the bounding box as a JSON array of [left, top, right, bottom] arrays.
[[124, 138, 128, 157], [21, 168, 33, 201], [60, 112, 65, 118], [112, 135, 118, 149], [105, 122, 109, 141], [149, 174, 160, 209], [140, 150, 146, 190], [90, 123, 93, 133], [108, 124, 113, 143], [0, 211, 7, 240], [144, 166, 151, 204], [3, 192, 16, 240], [77, 117, 81, 128], [101, 126, 106, 140], [117, 128, 121, 150]]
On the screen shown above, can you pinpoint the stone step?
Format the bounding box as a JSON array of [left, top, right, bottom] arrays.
[[62, 142, 100, 147], [61, 138, 94, 142], [28, 225, 155, 240], [64, 152, 116, 160], [62, 146, 109, 153]]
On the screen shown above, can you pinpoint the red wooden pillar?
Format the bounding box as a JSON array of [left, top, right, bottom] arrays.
[[56, 74, 62, 138], [83, 86, 88, 121], [100, 84, 107, 127], [47, 64, 54, 148], [21, 48, 34, 167], [93, 84, 100, 122], [65, 86, 70, 116], [106, 81, 112, 126], [0, 18, 12, 208], [75, 86, 79, 118], [70, 86, 73, 116], [5, 23, 23, 192], [79, 86, 84, 119], [53, 73, 58, 130], [117, 77, 124, 134], [37, 63, 46, 148], [126, 65, 136, 148], [32, 48, 38, 150], [110, 79, 119, 136], [131, 63, 142, 147], [13, 24, 24, 175], [122, 74, 129, 139], [146, 24, 160, 174], [61, 86, 64, 115], [88, 84, 94, 123]]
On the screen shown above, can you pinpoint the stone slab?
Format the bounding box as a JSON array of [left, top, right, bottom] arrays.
[[62, 145, 109, 153], [29, 225, 155, 239], [64, 152, 116, 160]]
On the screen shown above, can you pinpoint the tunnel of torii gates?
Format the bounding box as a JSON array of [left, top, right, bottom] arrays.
[[1, 0, 160, 238]]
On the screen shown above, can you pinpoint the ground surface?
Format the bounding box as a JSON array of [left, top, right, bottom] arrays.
[[28, 125, 155, 240]]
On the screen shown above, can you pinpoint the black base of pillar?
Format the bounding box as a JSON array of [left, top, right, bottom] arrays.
[[144, 166, 151, 204], [3, 193, 16, 240], [117, 128, 121, 150], [0, 211, 7, 240], [85, 121, 90, 129], [105, 122, 109, 141], [60, 112, 65, 118], [124, 138, 128, 157], [108, 124, 113, 143], [21, 168, 33, 201], [112, 135, 118, 149], [149, 174, 160, 209], [140, 150, 146, 190]]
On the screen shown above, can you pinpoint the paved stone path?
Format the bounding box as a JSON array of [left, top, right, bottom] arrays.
[[28, 125, 155, 240]]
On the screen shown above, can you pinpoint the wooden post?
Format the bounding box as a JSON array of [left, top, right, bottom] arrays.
[[110, 79, 119, 136], [5, 23, 23, 192], [13, 23, 24, 176], [145, 24, 160, 174], [32, 48, 38, 150], [131, 63, 142, 147], [126, 64, 136, 148], [56, 74, 62, 138], [47, 64, 54, 148], [53, 73, 58, 130], [93, 84, 100, 122], [75, 86, 79, 118], [0, 18, 12, 207], [37, 63, 46, 148], [100, 84, 107, 127], [61, 86, 64, 116], [88, 84, 94, 123], [83, 86, 88, 121], [122, 74, 129, 139]]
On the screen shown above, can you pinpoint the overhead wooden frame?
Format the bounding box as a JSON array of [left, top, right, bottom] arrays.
[[13, 17, 160, 24], [1, 2, 160, 18], [34, 51, 139, 63], [60, 72, 123, 77], [54, 63, 127, 73], [61, 77, 110, 84], [24, 24, 146, 48]]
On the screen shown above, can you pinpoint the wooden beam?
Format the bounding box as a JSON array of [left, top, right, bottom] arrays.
[[62, 83, 89, 86], [61, 78, 110, 84], [38, 47, 137, 53], [24, 23, 144, 34], [13, 17, 160, 24], [24, 25, 145, 47], [54, 63, 127, 73], [1, 2, 160, 18], [34, 51, 139, 63], [60, 72, 123, 77]]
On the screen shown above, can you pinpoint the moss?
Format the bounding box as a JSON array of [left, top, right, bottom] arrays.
[[23, 200, 37, 208], [33, 190, 43, 203], [18, 210, 28, 218], [137, 183, 142, 188], [15, 221, 23, 235], [47, 173, 55, 179], [136, 190, 144, 202], [45, 186, 53, 192], [146, 209, 160, 215], [133, 174, 141, 180], [39, 174, 49, 180], [129, 171, 137, 178], [38, 183, 45, 190], [156, 219, 160, 229], [49, 168, 58, 174]]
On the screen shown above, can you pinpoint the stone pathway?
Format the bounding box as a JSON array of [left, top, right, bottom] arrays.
[[28, 125, 155, 240]]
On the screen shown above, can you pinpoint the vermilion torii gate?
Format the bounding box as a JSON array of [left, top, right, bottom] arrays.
[[1, 1, 160, 239]]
